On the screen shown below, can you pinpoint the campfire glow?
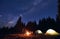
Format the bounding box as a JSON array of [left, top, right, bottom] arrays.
[[23, 30, 33, 37]]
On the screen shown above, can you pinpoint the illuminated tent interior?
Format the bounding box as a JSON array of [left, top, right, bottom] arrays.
[[35, 30, 43, 34], [45, 29, 59, 36]]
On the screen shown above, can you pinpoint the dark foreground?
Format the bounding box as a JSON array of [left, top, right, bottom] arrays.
[[1, 34, 60, 39]]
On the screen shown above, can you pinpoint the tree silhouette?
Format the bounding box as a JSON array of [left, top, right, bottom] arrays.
[[56, 14, 60, 32], [38, 17, 56, 33], [26, 21, 37, 32], [14, 16, 25, 33]]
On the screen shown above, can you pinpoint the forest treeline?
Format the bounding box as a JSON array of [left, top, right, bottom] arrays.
[[0, 16, 60, 34]]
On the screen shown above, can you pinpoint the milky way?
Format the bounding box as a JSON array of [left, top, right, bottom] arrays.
[[0, 0, 57, 27]]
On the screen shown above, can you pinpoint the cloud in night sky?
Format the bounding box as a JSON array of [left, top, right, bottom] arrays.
[[0, 15, 2, 17], [0, 0, 57, 27]]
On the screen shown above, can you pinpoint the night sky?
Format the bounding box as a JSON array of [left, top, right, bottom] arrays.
[[0, 0, 57, 27]]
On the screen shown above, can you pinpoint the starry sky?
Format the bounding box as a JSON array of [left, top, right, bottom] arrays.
[[0, 0, 57, 27]]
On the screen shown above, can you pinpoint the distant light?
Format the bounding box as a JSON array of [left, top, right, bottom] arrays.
[[35, 30, 43, 34], [45, 29, 59, 36]]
